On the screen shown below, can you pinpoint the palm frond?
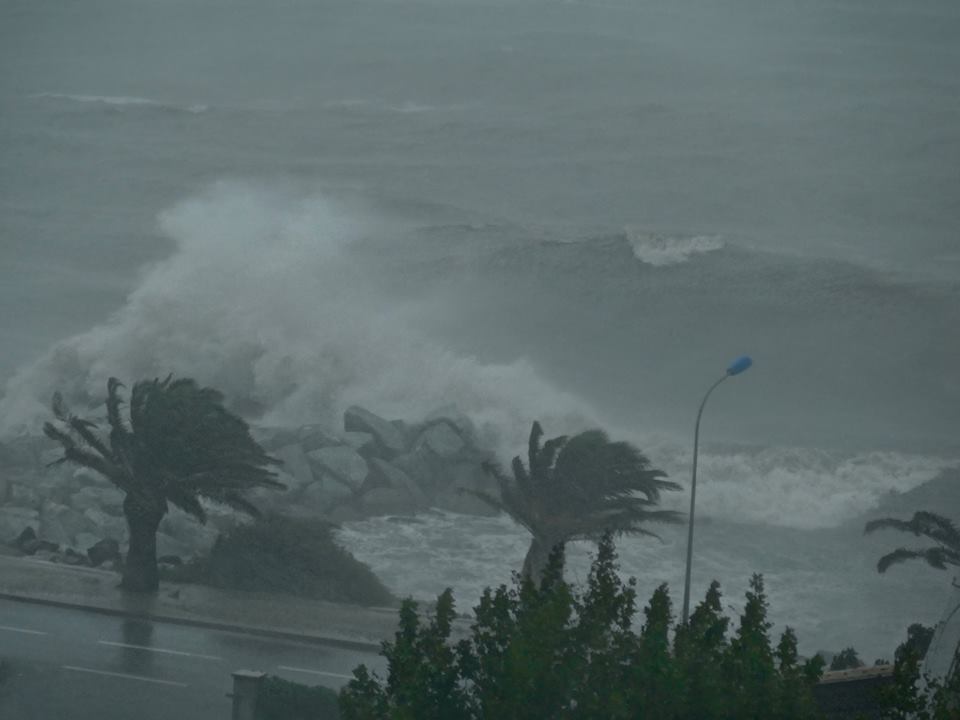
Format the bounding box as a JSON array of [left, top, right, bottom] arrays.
[[526, 420, 544, 483], [877, 546, 960, 573], [865, 511, 960, 550]]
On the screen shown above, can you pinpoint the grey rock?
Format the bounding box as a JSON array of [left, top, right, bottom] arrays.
[[273, 444, 316, 491], [83, 508, 128, 540], [296, 425, 341, 452], [0, 477, 8, 504], [72, 532, 101, 554], [391, 449, 446, 498], [9, 483, 40, 509], [361, 487, 419, 516], [365, 459, 427, 506], [157, 533, 192, 560], [0, 507, 40, 543], [87, 538, 121, 567], [326, 503, 362, 523], [69, 485, 124, 514], [340, 431, 375, 454], [302, 476, 354, 511], [40, 502, 96, 547], [159, 511, 219, 554], [344, 406, 406, 458], [72, 467, 112, 488], [432, 462, 501, 516], [62, 547, 88, 566], [307, 446, 368, 491], [414, 422, 466, 459]]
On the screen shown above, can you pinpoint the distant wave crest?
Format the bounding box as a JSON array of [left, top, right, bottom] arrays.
[[30, 93, 209, 114], [625, 228, 725, 266]]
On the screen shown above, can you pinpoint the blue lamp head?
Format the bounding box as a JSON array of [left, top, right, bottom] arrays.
[[726, 355, 753, 376]]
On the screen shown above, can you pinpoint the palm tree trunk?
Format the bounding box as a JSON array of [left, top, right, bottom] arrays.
[[521, 534, 565, 587], [121, 494, 164, 593]]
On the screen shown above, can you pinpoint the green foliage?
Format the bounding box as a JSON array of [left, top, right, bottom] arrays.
[[339, 534, 823, 720], [829, 646, 865, 671], [256, 674, 341, 720], [164, 515, 395, 606], [471, 421, 681, 583], [878, 624, 959, 720], [43, 376, 283, 591]]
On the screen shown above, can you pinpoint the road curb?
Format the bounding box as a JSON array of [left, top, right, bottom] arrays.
[[0, 590, 384, 653]]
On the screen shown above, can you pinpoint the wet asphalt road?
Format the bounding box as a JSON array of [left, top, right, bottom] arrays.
[[0, 598, 386, 720]]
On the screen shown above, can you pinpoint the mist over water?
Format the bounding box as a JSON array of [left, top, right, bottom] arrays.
[[2, 0, 958, 658]]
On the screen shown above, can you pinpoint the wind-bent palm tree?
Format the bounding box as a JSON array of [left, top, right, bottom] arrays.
[[43, 376, 284, 592], [471, 421, 682, 584], [865, 511, 960, 573]]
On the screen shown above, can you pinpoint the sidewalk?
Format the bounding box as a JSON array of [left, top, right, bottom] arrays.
[[0, 554, 441, 652]]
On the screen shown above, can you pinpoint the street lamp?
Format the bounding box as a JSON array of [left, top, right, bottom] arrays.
[[680, 355, 753, 625]]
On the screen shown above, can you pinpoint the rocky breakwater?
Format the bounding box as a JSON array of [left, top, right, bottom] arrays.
[[251, 406, 502, 523], [0, 406, 501, 567]]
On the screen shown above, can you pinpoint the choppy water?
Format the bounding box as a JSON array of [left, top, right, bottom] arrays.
[[2, 0, 958, 660]]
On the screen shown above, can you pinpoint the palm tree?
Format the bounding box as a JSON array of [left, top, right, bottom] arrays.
[[865, 511, 960, 573], [43, 376, 284, 592], [471, 421, 682, 584]]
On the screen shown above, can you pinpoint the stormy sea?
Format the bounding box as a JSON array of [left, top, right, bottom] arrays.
[[1, 0, 958, 660]]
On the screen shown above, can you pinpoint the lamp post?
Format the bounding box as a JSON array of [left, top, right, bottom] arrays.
[[680, 355, 752, 625]]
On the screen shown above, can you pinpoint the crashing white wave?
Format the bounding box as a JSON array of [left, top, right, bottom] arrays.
[[626, 228, 725, 266], [0, 181, 596, 454], [29, 93, 208, 114], [649, 442, 955, 529]]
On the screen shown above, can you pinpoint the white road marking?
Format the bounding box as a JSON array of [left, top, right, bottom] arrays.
[[279, 665, 353, 680], [62, 665, 188, 687], [97, 640, 222, 661], [0, 625, 47, 636]]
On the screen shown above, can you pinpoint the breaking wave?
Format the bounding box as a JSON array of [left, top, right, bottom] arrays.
[[0, 181, 596, 453]]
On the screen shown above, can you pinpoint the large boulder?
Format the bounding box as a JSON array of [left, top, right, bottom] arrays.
[[340, 431, 375, 455], [159, 511, 220, 555], [391, 448, 447, 498], [8, 483, 40, 510], [273, 444, 316, 492], [83, 508, 128, 541], [344, 407, 407, 458], [432, 462, 501, 516], [296, 424, 341, 452], [413, 421, 466, 460], [306, 446, 368, 492], [87, 537, 121, 567], [301, 477, 354, 511], [0, 507, 39, 543], [361, 487, 419, 516], [39, 502, 96, 547], [69, 486, 124, 514], [365, 459, 427, 506]]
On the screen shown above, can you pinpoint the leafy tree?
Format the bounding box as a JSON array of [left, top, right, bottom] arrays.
[[470, 421, 681, 583], [340, 537, 824, 720], [879, 623, 959, 720], [723, 574, 778, 720], [43, 376, 283, 592], [674, 580, 731, 718], [829, 646, 865, 671], [865, 511, 960, 573]]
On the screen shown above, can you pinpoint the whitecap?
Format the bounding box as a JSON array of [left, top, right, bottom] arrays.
[[626, 228, 725, 266]]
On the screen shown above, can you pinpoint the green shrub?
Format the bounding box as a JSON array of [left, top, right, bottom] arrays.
[[166, 515, 395, 606], [256, 675, 341, 720], [339, 534, 824, 720]]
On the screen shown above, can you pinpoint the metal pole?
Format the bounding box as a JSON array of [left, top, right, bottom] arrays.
[[681, 374, 728, 625]]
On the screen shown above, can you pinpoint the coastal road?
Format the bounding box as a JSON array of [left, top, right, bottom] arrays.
[[0, 598, 386, 720]]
